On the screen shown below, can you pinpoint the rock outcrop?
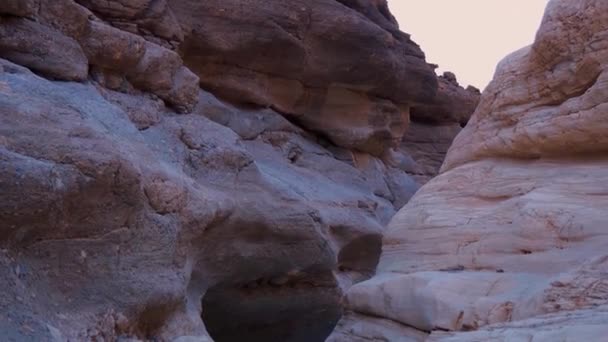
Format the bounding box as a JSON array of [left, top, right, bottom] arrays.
[[400, 72, 480, 183], [171, 0, 438, 156], [0, 1, 476, 341], [328, 0, 608, 340]]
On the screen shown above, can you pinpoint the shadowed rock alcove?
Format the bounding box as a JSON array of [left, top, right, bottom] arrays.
[[197, 210, 383, 342], [201, 272, 342, 342]]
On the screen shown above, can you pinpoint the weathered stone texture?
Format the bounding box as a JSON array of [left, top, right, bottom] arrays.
[[328, 0, 608, 340]]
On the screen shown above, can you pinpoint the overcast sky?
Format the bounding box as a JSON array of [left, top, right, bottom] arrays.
[[388, 0, 549, 90]]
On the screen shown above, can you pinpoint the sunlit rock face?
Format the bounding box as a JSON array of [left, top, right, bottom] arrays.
[[328, 0, 608, 340], [0, 0, 477, 341]]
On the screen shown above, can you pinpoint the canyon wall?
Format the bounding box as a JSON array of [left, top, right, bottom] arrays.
[[0, 1, 477, 341], [402, 72, 480, 184], [329, 0, 608, 340]]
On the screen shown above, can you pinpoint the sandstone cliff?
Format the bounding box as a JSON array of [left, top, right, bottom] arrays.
[[0, 1, 477, 341], [329, 0, 608, 340]]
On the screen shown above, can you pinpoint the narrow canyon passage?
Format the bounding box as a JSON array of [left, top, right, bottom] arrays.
[[329, 0, 608, 340]]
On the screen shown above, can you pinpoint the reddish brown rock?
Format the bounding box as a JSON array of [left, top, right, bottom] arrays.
[[171, 0, 437, 155], [77, 0, 184, 43], [0, 0, 456, 155], [38, 0, 92, 40], [0, 17, 88, 81], [0, 0, 38, 17], [126, 41, 199, 112], [411, 71, 481, 125], [399, 72, 481, 183], [0, 62, 410, 339], [0, 1, 198, 112], [81, 21, 146, 71]]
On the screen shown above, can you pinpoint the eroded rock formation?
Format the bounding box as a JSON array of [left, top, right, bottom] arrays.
[[329, 0, 608, 340], [0, 1, 476, 341], [400, 72, 480, 183]]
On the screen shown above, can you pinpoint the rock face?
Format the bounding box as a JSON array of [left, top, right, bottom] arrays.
[[400, 72, 480, 183], [0, 1, 476, 341], [328, 0, 608, 340], [171, 0, 438, 156]]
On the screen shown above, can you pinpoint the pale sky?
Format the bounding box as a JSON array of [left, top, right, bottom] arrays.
[[389, 0, 549, 90]]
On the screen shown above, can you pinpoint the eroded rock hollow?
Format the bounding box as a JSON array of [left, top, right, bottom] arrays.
[[0, 1, 479, 341]]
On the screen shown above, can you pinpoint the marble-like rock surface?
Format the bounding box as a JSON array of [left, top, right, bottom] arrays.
[[428, 305, 608, 342], [328, 0, 608, 340]]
